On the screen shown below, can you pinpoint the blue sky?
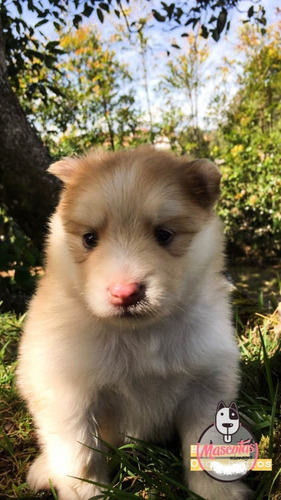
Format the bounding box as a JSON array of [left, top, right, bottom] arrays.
[[10, 0, 280, 128], [91, 0, 280, 127]]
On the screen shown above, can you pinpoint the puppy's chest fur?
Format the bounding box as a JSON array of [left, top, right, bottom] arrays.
[[91, 371, 189, 444], [81, 313, 205, 387], [84, 321, 208, 443]]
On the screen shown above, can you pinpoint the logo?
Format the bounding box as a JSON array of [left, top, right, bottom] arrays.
[[195, 401, 260, 482], [215, 401, 240, 443]]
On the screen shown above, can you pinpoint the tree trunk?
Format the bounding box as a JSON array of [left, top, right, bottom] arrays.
[[0, 16, 60, 249]]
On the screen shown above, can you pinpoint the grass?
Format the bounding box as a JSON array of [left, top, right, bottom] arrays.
[[0, 280, 281, 499], [234, 298, 281, 499]]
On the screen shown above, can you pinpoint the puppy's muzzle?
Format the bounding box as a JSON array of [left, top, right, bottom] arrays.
[[108, 282, 146, 307]]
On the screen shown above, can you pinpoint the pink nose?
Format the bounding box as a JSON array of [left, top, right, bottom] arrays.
[[108, 282, 144, 307]]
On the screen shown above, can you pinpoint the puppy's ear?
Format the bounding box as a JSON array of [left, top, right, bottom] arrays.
[[216, 401, 226, 412], [229, 401, 239, 413], [183, 159, 221, 209], [48, 157, 79, 183]]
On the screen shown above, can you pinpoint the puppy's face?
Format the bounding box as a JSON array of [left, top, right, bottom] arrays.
[[215, 402, 240, 436], [49, 147, 221, 325]]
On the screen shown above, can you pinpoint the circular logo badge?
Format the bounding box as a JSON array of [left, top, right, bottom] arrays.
[[196, 402, 258, 482]]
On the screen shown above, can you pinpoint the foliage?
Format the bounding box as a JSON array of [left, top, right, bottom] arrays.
[[0, 0, 268, 81], [0, 209, 40, 314], [58, 26, 139, 151], [132, 14, 155, 144], [0, 0, 269, 122], [161, 33, 210, 130], [0, 2, 280, 262], [151, 1, 267, 42], [211, 23, 281, 261], [15, 24, 140, 154], [158, 33, 210, 156], [1, 0, 67, 99], [158, 107, 210, 157]]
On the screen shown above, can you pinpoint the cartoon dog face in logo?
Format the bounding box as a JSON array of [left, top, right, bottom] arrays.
[[215, 401, 240, 443]]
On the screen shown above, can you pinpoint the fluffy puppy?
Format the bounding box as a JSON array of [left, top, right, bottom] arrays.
[[17, 146, 249, 499]]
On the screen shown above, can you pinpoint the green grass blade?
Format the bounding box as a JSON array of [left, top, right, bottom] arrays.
[[258, 326, 275, 404]]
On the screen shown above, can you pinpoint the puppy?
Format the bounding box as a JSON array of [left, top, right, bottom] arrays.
[[17, 146, 249, 499]]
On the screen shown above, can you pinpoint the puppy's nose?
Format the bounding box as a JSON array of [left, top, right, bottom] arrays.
[[108, 282, 144, 307]]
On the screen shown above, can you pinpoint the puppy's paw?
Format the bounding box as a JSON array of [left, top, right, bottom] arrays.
[[57, 479, 102, 500], [27, 453, 105, 499], [27, 454, 51, 492], [221, 482, 252, 500], [188, 472, 252, 500]]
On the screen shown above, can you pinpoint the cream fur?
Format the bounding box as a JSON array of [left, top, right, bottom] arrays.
[[17, 146, 250, 499]]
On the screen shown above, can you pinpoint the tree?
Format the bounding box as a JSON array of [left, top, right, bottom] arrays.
[[212, 22, 281, 259], [0, 15, 59, 249], [61, 26, 138, 151], [0, 0, 268, 247], [26, 25, 139, 154], [162, 33, 209, 130], [110, 4, 157, 144], [134, 16, 155, 144], [158, 32, 210, 155], [120, 1, 267, 43]]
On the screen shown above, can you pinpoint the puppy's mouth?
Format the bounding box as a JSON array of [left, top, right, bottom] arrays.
[[87, 284, 167, 324], [112, 300, 154, 319]]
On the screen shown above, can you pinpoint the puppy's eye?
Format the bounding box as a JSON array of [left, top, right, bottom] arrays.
[[154, 227, 175, 246], [83, 231, 98, 250]]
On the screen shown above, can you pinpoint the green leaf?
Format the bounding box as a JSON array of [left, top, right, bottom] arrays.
[[175, 7, 183, 21], [248, 6, 254, 18], [166, 3, 175, 20], [27, 0, 34, 10], [185, 17, 195, 26], [36, 8, 49, 18], [97, 8, 104, 23], [258, 15, 267, 26], [100, 2, 110, 12], [46, 41, 60, 49], [14, 1, 23, 15], [201, 25, 209, 39], [152, 10, 166, 22], [82, 4, 94, 17], [212, 28, 220, 41], [48, 85, 65, 98], [35, 19, 48, 28], [73, 14, 82, 28], [217, 8, 227, 34]]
